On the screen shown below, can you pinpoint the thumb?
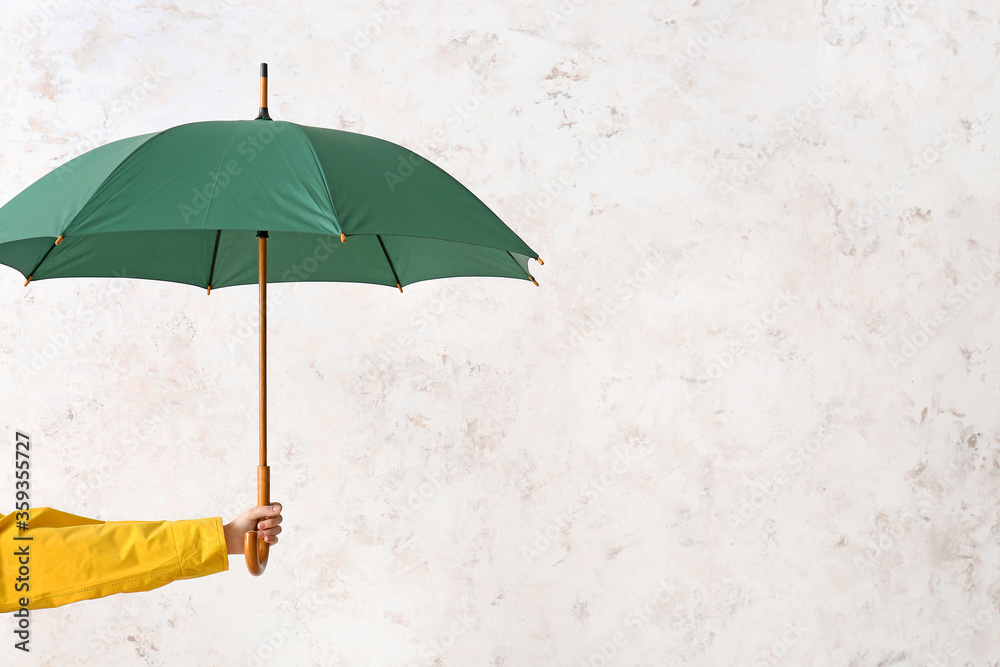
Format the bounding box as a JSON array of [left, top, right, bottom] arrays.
[[245, 504, 281, 521]]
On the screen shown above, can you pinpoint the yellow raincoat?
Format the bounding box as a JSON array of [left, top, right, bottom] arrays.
[[0, 507, 229, 612]]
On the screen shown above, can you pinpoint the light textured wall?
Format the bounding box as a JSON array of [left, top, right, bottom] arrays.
[[2, 0, 999, 664]]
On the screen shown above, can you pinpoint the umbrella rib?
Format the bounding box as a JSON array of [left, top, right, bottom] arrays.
[[200, 134, 239, 229], [376, 234, 403, 291], [505, 249, 529, 277], [60, 129, 167, 238], [505, 249, 539, 286], [289, 123, 343, 236], [206, 230, 222, 290], [24, 242, 60, 283]]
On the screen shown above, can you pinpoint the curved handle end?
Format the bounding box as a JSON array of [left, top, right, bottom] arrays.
[[244, 530, 270, 576]]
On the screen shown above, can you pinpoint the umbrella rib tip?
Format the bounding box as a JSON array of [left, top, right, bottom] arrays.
[[340, 233, 346, 243], [529, 275, 539, 286], [536, 256, 543, 265], [55, 235, 64, 246], [397, 282, 403, 293], [24, 276, 32, 287]]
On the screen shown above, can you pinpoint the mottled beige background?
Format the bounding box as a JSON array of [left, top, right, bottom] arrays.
[[2, 0, 1000, 665]]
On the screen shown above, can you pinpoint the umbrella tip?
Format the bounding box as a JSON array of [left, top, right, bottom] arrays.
[[256, 63, 272, 121], [207, 285, 212, 295], [536, 256, 543, 265], [24, 276, 32, 287], [397, 283, 403, 293], [341, 233, 346, 243], [529, 275, 539, 286]]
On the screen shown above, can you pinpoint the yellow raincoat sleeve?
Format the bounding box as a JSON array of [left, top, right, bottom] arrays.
[[0, 507, 229, 612]]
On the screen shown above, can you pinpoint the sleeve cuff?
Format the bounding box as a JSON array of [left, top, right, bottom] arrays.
[[171, 516, 229, 578]]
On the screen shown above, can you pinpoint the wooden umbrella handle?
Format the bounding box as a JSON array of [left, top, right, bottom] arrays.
[[244, 465, 270, 575], [246, 230, 270, 575]]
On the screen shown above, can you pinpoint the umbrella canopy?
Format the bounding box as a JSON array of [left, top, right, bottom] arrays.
[[0, 119, 540, 290], [0, 64, 541, 577]]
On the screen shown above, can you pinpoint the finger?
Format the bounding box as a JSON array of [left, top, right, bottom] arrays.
[[257, 515, 283, 529], [264, 535, 279, 544], [260, 526, 282, 538]]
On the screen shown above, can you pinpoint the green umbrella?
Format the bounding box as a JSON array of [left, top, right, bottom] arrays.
[[0, 64, 542, 575]]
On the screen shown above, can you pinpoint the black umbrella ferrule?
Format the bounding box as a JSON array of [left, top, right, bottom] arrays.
[[257, 230, 269, 239]]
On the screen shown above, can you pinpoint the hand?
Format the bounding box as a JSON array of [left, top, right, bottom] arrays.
[[223, 503, 283, 555]]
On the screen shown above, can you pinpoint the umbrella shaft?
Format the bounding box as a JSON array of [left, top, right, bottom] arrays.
[[259, 233, 267, 468]]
